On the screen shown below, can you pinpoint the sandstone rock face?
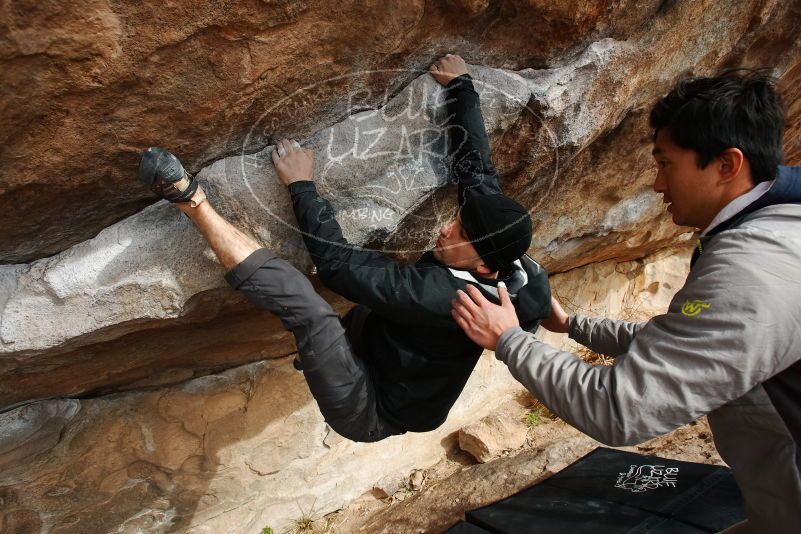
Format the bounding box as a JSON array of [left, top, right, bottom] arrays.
[[0, 0, 664, 264], [542, 245, 694, 347], [354, 435, 600, 534], [2, 0, 800, 409], [1, 1, 799, 533], [0, 247, 689, 534], [1, 0, 799, 267], [0, 351, 521, 534], [0, 66, 529, 408], [0, 52, 695, 408], [458, 413, 529, 463]]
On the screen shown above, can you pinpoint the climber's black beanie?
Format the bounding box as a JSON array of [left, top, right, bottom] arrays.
[[460, 194, 533, 273]]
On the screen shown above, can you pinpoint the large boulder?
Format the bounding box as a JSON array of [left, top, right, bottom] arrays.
[[1, 1, 800, 532], [0, 0, 666, 264], [0, 246, 691, 534], [0, 66, 530, 408], [0, 349, 522, 533], [2, 0, 800, 408], [2, 1, 799, 266]]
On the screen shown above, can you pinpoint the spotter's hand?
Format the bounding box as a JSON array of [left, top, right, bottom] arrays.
[[452, 283, 519, 350]]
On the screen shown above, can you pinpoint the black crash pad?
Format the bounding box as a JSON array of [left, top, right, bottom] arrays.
[[445, 447, 745, 533], [443, 522, 493, 534]]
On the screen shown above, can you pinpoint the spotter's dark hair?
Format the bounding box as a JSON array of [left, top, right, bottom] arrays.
[[649, 68, 785, 183]]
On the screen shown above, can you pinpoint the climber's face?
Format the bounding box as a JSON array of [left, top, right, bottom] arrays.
[[433, 213, 491, 274]]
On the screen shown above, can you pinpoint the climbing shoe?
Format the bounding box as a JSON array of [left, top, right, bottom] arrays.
[[138, 147, 202, 204]]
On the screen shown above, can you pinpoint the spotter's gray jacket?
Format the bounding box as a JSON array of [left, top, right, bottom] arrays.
[[496, 166, 801, 532]]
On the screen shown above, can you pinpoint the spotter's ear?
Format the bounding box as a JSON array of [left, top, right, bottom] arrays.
[[717, 147, 745, 184]]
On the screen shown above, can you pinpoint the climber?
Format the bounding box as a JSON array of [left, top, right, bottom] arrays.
[[137, 54, 550, 443], [451, 69, 801, 532]]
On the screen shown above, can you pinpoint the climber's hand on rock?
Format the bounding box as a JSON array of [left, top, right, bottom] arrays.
[[429, 54, 468, 86], [272, 138, 315, 186]]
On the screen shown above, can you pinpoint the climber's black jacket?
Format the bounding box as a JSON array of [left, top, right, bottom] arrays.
[[288, 74, 550, 432]]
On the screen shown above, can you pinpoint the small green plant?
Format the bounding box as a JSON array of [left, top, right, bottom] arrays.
[[262, 528, 274, 534], [525, 405, 555, 427], [398, 476, 414, 494], [525, 409, 543, 427]]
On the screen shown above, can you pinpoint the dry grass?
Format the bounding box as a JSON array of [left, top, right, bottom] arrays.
[[282, 500, 335, 534], [515, 390, 559, 426], [549, 286, 652, 368], [509, 286, 657, 427], [576, 345, 613, 366]]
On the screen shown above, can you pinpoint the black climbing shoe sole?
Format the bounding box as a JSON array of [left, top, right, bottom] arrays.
[[138, 147, 199, 202]]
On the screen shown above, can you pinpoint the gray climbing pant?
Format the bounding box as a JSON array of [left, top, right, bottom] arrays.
[[225, 248, 404, 443]]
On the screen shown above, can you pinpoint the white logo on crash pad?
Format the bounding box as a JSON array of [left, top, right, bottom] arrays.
[[615, 464, 679, 493]]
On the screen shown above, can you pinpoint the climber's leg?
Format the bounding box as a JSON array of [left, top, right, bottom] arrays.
[[140, 148, 403, 442], [138, 145, 255, 269], [176, 194, 259, 270], [223, 248, 405, 443], [178, 199, 401, 441], [182, 202, 401, 442]]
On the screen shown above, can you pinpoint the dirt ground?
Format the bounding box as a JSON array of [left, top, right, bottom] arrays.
[[286, 389, 722, 534]]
